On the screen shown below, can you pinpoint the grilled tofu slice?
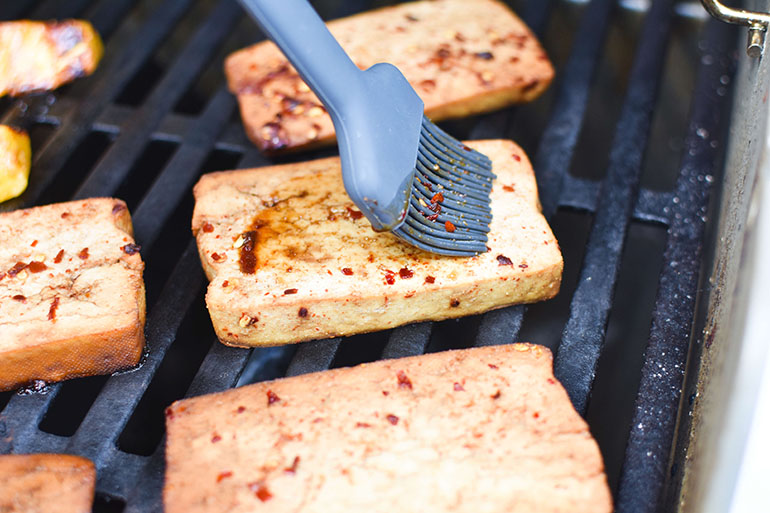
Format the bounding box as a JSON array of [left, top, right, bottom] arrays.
[[0, 20, 103, 97], [0, 125, 31, 203]]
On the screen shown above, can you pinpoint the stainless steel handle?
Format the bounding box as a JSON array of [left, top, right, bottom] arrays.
[[700, 0, 770, 57]]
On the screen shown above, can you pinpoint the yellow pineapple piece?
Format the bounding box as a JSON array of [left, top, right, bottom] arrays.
[[0, 20, 103, 97], [0, 125, 31, 203]]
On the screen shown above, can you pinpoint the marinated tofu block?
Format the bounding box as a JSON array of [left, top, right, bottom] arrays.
[[0, 454, 95, 513], [192, 139, 562, 347], [164, 344, 612, 513], [225, 0, 553, 153], [0, 198, 146, 391]]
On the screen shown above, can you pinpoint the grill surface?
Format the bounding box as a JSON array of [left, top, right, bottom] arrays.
[[0, 1, 736, 512]]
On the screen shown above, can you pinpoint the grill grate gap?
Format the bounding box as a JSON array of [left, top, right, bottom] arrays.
[[27, 122, 58, 154], [236, 346, 297, 387], [117, 292, 214, 456], [113, 58, 165, 108], [639, 15, 701, 192], [567, 6, 638, 183], [36, 131, 113, 205], [38, 375, 109, 437], [584, 220, 669, 496], [330, 332, 391, 369], [142, 195, 196, 309], [517, 209, 595, 353], [93, 492, 126, 513], [114, 140, 178, 213], [425, 317, 483, 354]]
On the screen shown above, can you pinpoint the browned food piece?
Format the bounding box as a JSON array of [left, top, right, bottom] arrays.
[[164, 343, 612, 513], [0, 454, 95, 513], [0, 20, 104, 97], [0, 198, 146, 392], [192, 139, 562, 347], [225, 0, 553, 154], [0, 125, 31, 203]]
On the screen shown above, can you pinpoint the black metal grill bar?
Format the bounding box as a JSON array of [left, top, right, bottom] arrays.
[[553, 0, 675, 414], [381, 322, 433, 359], [28, 0, 92, 20], [285, 338, 342, 377], [131, 87, 235, 247], [535, 0, 615, 219], [1, 0, 196, 212], [83, 0, 137, 39], [474, 306, 525, 346], [0, 386, 63, 454], [616, 19, 731, 513], [74, 0, 240, 199]]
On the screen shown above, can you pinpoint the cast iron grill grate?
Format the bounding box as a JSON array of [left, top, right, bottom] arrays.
[[0, 1, 735, 512]]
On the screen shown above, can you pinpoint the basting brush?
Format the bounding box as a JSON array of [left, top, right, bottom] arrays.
[[237, 0, 495, 256]]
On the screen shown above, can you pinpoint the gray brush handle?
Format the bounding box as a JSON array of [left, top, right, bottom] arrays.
[[236, 0, 362, 118]]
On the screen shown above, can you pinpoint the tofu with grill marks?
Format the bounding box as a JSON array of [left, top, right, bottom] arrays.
[[192, 139, 562, 347]]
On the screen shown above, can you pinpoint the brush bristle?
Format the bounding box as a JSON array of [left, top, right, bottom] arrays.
[[392, 117, 495, 256]]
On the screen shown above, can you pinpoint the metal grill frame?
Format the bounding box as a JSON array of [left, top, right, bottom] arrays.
[[0, 1, 736, 511]]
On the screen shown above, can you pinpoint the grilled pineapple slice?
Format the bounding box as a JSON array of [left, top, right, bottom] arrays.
[[0, 126, 31, 203], [0, 20, 103, 97]]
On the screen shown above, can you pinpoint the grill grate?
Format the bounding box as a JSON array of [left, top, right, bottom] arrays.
[[0, 1, 735, 512]]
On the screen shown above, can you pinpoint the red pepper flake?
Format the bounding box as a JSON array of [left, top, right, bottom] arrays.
[[488, 364, 499, 370], [428, 202, 441, 214], [453, 382, 464, 391], [341, 267, 353, 276], [284, 288, 298, 295], [284, 456, 300, 474], [267, 390, 281, 405], [298, 307, 309, 318], [222, 280, 229, 288], [405, 13, 419, 21], [450, 298, 460, 307], [426, 213, 439, 222], [518, 263, 528, 269], [61, 212, 70, 218], [211, 434, 222, 443], [0, 272, 5, 281], [386, 414, 399, 425], [78, 248, 89, 260], [491, 390, 501, 399], [7, 262, 28, 277], [248, 482, 273, 502], [496, 255, 513, 266], [424, 276, 435, 284], [346, 206, 364, 220], [237, 406, 246, 413], [502, 185, 515, 192], [547, 378, 556, 385], [355, 422, 371, 428], [512, 154, 521, 161], [431, 192, 444, 204], [384, 270, 396, 285], [211, 252, 223, 262], [398, 267, 414, 279], [53, 249, 65, 264], [165, 408, 174, 419], [396, 370, 413, 389], [47, 297, 60, 321], [382, 390, 389, 396], [455, 32, 466, 42], [216, 471, 233, 483], [419, 79, 436, 92], [122, 243, 141, 255], [28, 261, 47, 273], [12, 295, 26, 302], [445, 221, 456, 233], [30, 239, 38, 247], [533, 412, 540, 419]]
